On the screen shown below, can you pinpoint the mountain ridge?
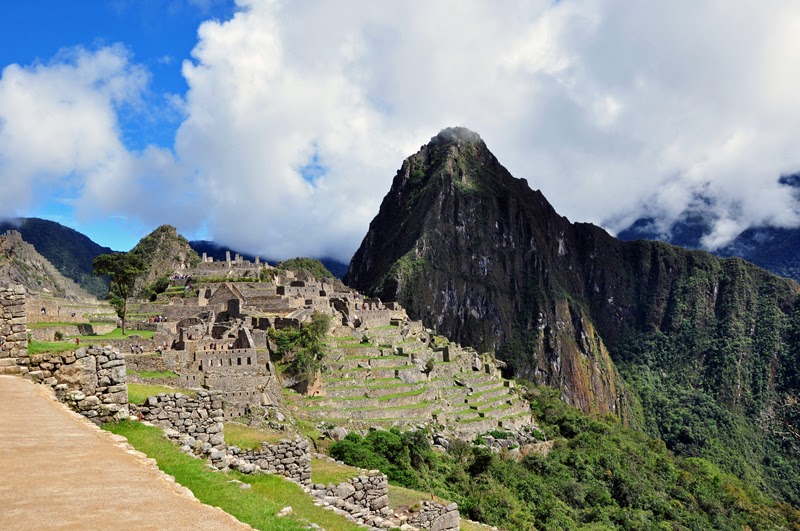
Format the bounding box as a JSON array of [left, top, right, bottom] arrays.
[[346, 127, 800, 503]]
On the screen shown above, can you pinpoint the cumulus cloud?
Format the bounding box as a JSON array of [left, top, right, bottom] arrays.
[[6, 0, 800, 259], [173, 0, 800, 259]]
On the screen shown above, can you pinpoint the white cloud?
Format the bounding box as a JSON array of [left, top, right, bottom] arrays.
[[0, 45, 146, 214], [6, 1, 800, 260]]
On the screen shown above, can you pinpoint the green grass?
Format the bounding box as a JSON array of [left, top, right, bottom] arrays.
[[294, 418, 322, 441], [346, 402, 431, 412], [127, 370, 179, 379], [224, 422, 287, 449], [28, 340, 78, 354], [28, 321, 117, 329], [77, 327, 155, 340], [103, 421, 360, 531], [127, 383, 196, 405], [387, 484, 449, 510], [310, 457, 360, 485]]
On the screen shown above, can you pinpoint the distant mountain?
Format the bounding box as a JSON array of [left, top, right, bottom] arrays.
[[0, 217, 112, 297], [189, 240, 349, 278], [618, 212, 800, 282], [131, 225, 200, 286], [0, 230, 96, 300], [346, 127, 800, 504]]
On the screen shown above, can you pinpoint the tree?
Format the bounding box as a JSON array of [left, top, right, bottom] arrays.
[[92, 253, 146, 335]]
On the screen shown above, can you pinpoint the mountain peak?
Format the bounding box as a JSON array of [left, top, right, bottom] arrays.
[[430, 126, 483, 146]]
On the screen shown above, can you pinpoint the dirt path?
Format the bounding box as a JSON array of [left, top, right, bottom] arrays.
[[0, 376, 251, 530]]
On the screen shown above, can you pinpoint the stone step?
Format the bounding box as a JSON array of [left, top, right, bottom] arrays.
[[465, 393, 513, 410], [332, 345, 382, 357], [498, 411, 537, 430], [476, 400, 525, 419], [465, 386, 511, 402], [453, 372, 495, 388], [361, 326, 404, 340], [324, 380, 415, 399], [333, 355, 411, 370], [301, 401, 437, 421], [303, 387, 437, 409]]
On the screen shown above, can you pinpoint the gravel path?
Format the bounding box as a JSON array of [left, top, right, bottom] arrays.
[[0, 375, 251, 530]]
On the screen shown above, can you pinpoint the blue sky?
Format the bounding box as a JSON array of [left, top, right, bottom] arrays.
[[2, 1, 800, 260], [0, 0, 237, 250]]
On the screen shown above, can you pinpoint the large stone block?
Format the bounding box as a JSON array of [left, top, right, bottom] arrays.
[[56, 355, 97, 395]]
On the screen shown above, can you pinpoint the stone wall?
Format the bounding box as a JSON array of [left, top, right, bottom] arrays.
[[408, 501, 460, 531], [308, 467, 460, 530], [310, 471, 392, 525], [0, 285, 26, 375], [26, 346, 130, 425], [133, 391, 311, 485]]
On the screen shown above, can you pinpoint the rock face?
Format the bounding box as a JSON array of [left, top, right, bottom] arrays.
[[346, 127, 800, 423], [345, 127, 632, 415]]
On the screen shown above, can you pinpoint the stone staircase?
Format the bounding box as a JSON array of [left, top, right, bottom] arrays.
[[294, 325, 537, 439]]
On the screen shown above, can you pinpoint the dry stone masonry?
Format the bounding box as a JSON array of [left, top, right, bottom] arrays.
[[0, 284, 27, 376], [133, 390, 311, 485], [407, 501, 460, 531], [26, 346, 130, 424], [309, 465, 459, 531]]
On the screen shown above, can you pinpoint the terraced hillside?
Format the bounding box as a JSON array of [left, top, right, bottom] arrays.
[[291, 323, 536, 440]]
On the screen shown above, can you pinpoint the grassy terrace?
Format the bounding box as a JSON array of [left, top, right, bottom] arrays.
[[27, 321, 116, 329], [325, 376, 400, 385], [310, 457, 360, 485], [104, 421, 360, 531], [127, 369, 179, 379], [343, 354, 408, 361], [371, 324, 400, 330], [127, 383, 196, 405], [28, 328, 156, 354], [303, 389, 427, 403], [336, 342, 376, 349], [303, 401, 431, 413], [224, 422, 288, 449], [468, 385, 508, 399]]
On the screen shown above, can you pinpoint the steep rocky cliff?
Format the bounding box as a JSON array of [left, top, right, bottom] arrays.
[[346, 127, 636, 416], [346, 129, 800, 502]]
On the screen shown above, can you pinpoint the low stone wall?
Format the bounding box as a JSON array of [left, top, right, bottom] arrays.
[[28, 323, 117, 341], [308, 455, 461, 530], [133, 391, 311, 485], [408, 501, 460, 531], [134, 391, 225, 447], [27, 346, 129, 425], [209, 438, 311, 485], [0, 285, 27, 375], [311, 471, 392, 525]]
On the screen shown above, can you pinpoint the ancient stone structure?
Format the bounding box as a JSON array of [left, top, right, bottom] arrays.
[[25, 346, 130, 424], [133, 391, 312, 485], [0, 284, 27, 375], [408, 501, 460, 531], [311, 470, 393, 524], [308, 463, 460, 530]]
